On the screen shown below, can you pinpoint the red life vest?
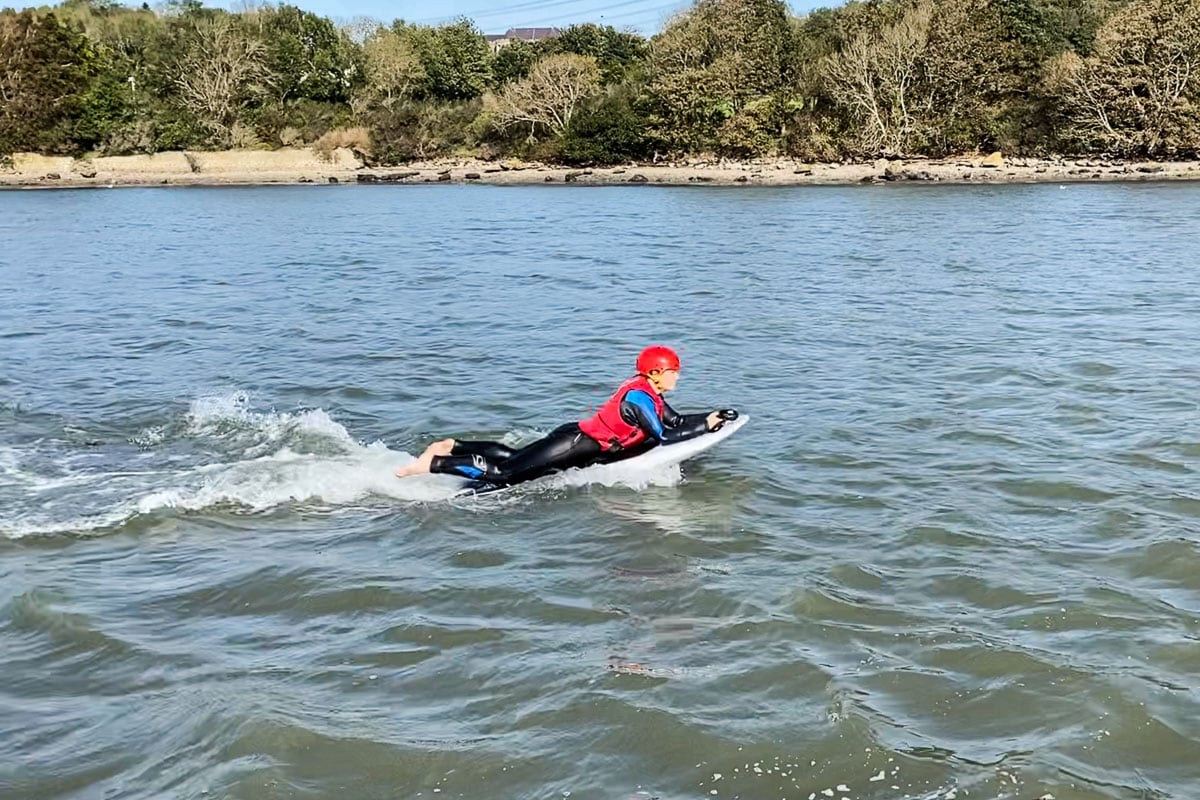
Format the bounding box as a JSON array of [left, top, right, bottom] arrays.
[[579, 375, 664, 451]]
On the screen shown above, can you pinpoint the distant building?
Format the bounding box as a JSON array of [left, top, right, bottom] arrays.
[[485, 27, 562, 53]]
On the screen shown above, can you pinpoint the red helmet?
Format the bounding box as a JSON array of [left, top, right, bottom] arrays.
[[636, 345, 681, 375]]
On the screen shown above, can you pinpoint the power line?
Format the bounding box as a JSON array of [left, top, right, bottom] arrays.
[[414, 0, 689, 28], [507, 0, 686, 30], [412, 0, 613, 25], [589, 0, 689, 25]]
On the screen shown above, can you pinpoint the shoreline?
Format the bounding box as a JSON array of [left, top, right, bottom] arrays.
[[3, 148, 1199, 189]]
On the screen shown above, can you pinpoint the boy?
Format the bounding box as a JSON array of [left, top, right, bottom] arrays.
[[395, 345, 736, 487]]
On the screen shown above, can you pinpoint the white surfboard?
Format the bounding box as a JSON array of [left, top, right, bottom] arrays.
[[453, 414, 748, 497]]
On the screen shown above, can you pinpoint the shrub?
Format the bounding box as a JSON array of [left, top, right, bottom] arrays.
[[248, 99, 353, 145], [152, 109, 207, 151], [562, 88, 652, 163], [364, 99, 483, 164], [716, 96, 783, 157]]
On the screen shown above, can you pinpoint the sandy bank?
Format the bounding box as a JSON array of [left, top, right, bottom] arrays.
[[3, 149, 1198, 189], [1, 148, 362, 188], [376, 154, 1200, 186]]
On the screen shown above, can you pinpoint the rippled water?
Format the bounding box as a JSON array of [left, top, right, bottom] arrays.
[[3, 183, 1200, 800]]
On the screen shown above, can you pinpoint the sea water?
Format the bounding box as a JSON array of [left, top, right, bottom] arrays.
[[2, 183, 1199, 800]]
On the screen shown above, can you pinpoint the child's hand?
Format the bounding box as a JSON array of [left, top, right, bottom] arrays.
[[706, 409, 737, 430]]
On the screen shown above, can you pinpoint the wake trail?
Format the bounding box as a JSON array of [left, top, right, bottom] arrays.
[[0, 392, 688, 539]]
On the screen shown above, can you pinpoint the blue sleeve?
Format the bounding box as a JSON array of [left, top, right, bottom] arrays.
[[623, 390, 665, 441], [620, 390, 712, 445]]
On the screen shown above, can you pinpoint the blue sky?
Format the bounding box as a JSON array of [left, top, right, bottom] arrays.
[[213, 0, 815, 36]]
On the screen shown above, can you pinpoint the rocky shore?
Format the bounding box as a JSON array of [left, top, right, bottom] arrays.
[[3, 148, 1198, 188]]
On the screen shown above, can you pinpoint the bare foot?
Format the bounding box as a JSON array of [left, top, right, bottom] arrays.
[[395, 438, 456, 478]]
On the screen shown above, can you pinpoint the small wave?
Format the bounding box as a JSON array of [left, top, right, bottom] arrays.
[[0, 508, 136, 540], [185, 391, 359, 456], [0, 446, 21, 478], [129, 424, 168, 448], [0, 392, 400, 539], [1, 392, 690, 539], [133, 444, 440, 514], [0, 445, 431, 539]]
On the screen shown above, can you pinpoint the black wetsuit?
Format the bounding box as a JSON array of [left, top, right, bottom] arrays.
[[430, 396, 716, 487]]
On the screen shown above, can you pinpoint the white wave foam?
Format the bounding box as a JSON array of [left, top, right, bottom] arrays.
[[185, 391, 358, 454], [0, 392, 393, 538], [0, 447, 21, 479], [0, 445, 77, 490], [558, 461, 683, 491], [1, 507, 138, 539], [132, 443, 453, 514], [1, 393, 702, 539], [2, 445, 686, 538], [129, 425, 167, 448], [1, 445, 427, 539]]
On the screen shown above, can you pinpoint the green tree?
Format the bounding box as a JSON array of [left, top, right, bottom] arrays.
[[1046, 0, 1200, 155], [647, 0, 799, 154], [59, 3, 205, 153], [250, 5, 359, 103], [995, 0, 1123, 56], [563, 86, 652, 163], [491, 38, 538, 85], [358, 23, 426, 108], [0, 10, 100, 155], [544, 23, 648, 84], [922, 0, 1024, 153], [73, 57, 134, 150], [408, 18, 491, 100], [815, 0, 1027, 156]]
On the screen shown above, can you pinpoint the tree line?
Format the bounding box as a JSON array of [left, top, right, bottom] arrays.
[[2, 0, 1198, 165]]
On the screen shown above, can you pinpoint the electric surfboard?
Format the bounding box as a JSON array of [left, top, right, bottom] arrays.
[[453, 414, 748, 497]]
